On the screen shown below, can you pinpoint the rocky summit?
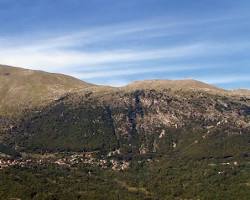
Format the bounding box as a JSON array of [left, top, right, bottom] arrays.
[[0, 65, 250, 200]]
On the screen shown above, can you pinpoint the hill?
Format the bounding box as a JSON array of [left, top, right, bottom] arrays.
[[125, 79, 224, 92], [0, 65, 92, 116], [231, 89, 250, 97]]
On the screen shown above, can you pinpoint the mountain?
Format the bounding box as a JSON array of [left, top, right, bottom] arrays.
[[1, 65, 250, 159], [0, 65, 250, 200], [0, 65, 92, 116], [231, 89, 250, 97], [125, 79, 224, 92]]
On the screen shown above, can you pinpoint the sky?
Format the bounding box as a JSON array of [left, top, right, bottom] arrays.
[[0, 0, 250, 89]]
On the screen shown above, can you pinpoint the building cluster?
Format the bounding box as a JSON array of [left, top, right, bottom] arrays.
[[0, 158, 34, 169], [53, 153, 130, 171], [0, 151, 131, 171]]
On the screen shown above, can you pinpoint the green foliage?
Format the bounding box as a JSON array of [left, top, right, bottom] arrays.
[[0, 157, 249, 200], [13, 101, 119, 153], [0, 143, 20, 158], [0, 165, 149, 200]]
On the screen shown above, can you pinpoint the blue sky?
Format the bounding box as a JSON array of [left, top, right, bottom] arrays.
[[0, 0, 250, 89]]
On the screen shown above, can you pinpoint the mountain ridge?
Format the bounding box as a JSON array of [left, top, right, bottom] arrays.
[[1, 65, 250, 118], [124, 79, 224, 92], [2, 64, 250, 91], [0, 65, 93, 116]]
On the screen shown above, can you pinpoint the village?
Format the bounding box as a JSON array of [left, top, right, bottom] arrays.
[[0, 151, 130, 171]]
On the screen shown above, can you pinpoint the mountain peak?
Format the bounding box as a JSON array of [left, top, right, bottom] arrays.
[[124, 79, 223, 92], [0, 65, 92, 116]]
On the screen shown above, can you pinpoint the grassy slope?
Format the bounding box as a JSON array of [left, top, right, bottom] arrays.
[[125, 79, 223, 91], [0, 65, 92, 116]]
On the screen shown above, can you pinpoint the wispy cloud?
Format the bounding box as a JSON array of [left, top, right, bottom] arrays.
[[0, 15, 250, 88], [0, 43, 205, 70], [0, 39, 248, 72], [1, 15, 238, 49], [70, 65, 202, 79]]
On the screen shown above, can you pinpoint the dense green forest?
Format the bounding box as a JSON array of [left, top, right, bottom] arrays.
[[1, 155, 249, 200]]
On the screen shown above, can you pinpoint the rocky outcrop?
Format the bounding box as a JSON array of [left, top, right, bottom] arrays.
[[1, 87, 248, 160]]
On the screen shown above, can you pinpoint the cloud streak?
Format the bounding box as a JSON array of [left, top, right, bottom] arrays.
[[0, 43, 205, 70], [1, 15, 238, 49], [0, 15, 250, 88], [0, 39, 248, 72], [70, 65, 202, 79]]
